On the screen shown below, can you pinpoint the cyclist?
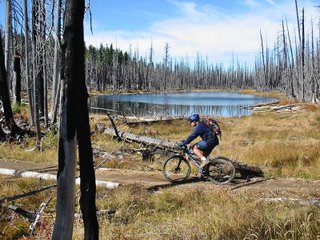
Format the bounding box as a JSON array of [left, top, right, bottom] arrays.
[[180, 114, 219, 171]]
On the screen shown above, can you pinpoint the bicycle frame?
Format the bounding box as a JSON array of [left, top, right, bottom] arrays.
[[180, 147, 202, 170]]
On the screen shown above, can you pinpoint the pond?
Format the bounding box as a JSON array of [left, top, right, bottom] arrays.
[[88, 92, 278, 117]]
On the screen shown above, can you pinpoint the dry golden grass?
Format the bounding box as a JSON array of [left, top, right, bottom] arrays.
[[0, 137, 57, 164], [1, 180, 319, 239], [1, 99, 320, 239], [72, 185, 320, 240], [218, 107, 320, 179], [0, 176, 56, 239]]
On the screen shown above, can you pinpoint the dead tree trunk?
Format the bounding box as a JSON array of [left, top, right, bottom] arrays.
[[13, 51, 21, 104], [52, 0, 99, 239], [32, 0, 42, 149], [260, 29, 266, 90], [74, 4, 100, 240], [5, 0, 12, 90], [104, 128, 176, 149], [301, 8, 305, 102], [310, 21, 319, 103], [24, 0, 34, 125], [50, 0, 62, 124], [285, 18, 296, 99], [0, 32, 23, 139]]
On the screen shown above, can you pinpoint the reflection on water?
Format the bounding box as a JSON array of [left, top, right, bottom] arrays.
[[88, 92, 277, 117]]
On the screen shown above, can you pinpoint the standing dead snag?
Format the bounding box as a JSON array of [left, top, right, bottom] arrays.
[[52, 0, 98, 239], [13, 51, 21, 104], [0, 31, 24, 140]]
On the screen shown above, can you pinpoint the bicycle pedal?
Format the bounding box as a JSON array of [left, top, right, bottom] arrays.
[[196, 173, 205, 178]]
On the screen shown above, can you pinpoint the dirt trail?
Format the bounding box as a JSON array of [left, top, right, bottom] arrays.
[[0, 159, 319, 199]]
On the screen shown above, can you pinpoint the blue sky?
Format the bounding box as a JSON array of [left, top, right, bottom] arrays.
[[1, 0, 319, 67], [83, 0, 318, 66]]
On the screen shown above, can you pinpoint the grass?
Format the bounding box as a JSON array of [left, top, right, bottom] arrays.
[[1, 181, 319, 239], [0, 138, 57, 164], [0, 98, 320, 239], [72, 185, 320, 239]]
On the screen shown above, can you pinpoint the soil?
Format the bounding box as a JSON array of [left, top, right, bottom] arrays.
[[1, 158, 320, 201]]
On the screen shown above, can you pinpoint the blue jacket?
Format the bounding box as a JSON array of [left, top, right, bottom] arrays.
[[183, 122, 218, 146]]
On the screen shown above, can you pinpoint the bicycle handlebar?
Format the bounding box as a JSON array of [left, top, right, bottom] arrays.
[[175, 143, 193, 155], [175, 142, 188, 150]]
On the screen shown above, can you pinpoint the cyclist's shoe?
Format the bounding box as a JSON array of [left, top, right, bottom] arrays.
[[200, 159, 210, 168], [197, 168, 206, 178]]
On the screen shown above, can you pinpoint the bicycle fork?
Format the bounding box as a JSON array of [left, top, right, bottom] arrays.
[[174, 159, 184, 172]]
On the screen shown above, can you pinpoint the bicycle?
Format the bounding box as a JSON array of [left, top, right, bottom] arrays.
[[163, 144, 235, 185]]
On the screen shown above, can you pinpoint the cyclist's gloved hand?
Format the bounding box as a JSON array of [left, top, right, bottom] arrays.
[[177, 141, 186, 149]]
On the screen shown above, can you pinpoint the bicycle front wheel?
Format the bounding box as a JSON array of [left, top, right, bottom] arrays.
[[163, 155, 191, 183], [206, 156, 235, 185]]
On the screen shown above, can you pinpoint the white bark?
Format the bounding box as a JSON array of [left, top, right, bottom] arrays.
[[0, 167, 120, 188]]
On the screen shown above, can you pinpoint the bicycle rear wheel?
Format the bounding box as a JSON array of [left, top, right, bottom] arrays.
[[205, 156, 235, 184], [163, 155, 191, 183]]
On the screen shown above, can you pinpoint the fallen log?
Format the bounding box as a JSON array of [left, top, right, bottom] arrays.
[[8, 198, 52, 234], [242, 100, 280, 110], [122, 116, 184, 126], [0, 167, 120, 192], [104, 128, 176, 150], [270, 104, 295, 111], [247, 104, 300, 113], [103, 128, 264, 177]]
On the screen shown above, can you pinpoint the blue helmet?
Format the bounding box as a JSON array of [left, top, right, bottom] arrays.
[[189, 114, 200, 122]]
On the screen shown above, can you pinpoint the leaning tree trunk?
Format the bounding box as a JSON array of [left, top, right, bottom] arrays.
[[52, 0, 99, 239]]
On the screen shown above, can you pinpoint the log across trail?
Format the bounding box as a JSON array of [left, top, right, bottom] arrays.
[[103, 128, 264, 178]]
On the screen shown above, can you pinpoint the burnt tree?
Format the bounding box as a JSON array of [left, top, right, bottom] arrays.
[[52, 0, 99, 239], [0, 32, 23, 139], [13, 51, 21, 104]]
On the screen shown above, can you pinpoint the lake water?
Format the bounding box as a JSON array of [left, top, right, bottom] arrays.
[[88, 92, 277, 117]]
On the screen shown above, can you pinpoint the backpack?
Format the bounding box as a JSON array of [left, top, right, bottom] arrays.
[[202, 118, 221, 139]]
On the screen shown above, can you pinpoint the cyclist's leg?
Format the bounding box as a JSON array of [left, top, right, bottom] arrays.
[[194, 141, 212, 171], [193, 141, 207, 159]]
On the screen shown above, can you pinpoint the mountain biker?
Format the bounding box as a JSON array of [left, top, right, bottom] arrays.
[[180, 114, 219, 171]]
